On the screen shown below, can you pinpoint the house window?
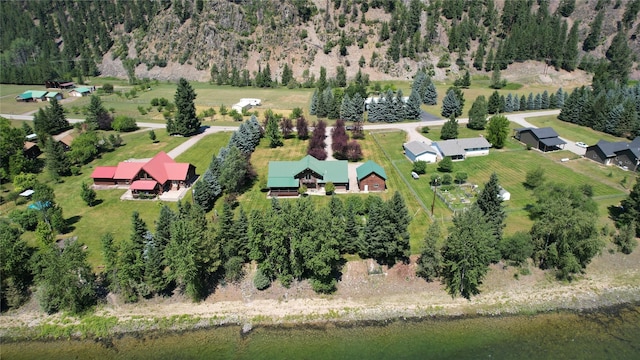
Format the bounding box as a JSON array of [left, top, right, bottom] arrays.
[[374, 184, 379, 188], [305, 173, 312, 180]]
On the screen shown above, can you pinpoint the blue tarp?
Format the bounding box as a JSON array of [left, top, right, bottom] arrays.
[[28, 201, 51, 210]]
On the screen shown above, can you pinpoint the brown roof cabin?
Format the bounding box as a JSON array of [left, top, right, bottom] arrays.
[[356, 160, 387, 192], [23, 141, 41, 159]]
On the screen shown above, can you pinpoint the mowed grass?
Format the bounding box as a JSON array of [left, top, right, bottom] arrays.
[[2, 129, 231, 268], [371, 128, 628, 238], [525, 115, 625, 146], [235, 130, 432, 253], [0, 81, 315, 123], [421, 79, 580, 119]]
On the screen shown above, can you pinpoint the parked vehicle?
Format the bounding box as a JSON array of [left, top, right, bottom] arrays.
[[576, 142, 588, 148]]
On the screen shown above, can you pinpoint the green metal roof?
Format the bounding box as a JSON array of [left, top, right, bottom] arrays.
[[267, 155, 349, 188], [45, 91, 60, 98], [356, 160, 387, 181], [75, 87, 91, 93], [30, 91, 47, 98], [17, 91, 32, 99]]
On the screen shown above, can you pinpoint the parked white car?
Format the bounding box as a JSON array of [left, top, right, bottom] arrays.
[[576, 142, 588, 148]]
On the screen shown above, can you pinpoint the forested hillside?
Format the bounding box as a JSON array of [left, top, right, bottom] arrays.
[[1, 0, 639, 85]]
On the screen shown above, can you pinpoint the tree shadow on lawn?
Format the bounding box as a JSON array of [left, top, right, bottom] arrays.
[[64, 215, 82, 233]]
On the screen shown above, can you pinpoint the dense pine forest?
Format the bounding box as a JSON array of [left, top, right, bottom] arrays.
[[1, 0, 639, 84]]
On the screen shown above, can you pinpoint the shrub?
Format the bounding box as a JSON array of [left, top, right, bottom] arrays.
[[441, 174, 452, 185], [102, 83, 114, 93], [455, 172, 468, 184], [325, 182, 335, 195], [224, 256, 245, 283], [524, 166, 545, 189], [438, 157, 453, 172], [112, 116, 139, 132], [421, 126, 430, 134], [253, 269, 271, 290], [8, 208, 39, 231], [499, 231, 534, 266], [412, 160, 427, 175]]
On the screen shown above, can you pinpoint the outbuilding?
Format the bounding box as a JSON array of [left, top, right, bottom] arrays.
[[356, 160, 387, 192]]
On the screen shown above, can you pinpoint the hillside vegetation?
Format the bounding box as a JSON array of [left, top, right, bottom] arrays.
[[1, 0, 639, 84]]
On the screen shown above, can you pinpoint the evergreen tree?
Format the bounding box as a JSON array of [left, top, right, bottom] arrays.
[[476, 173, 506, 253], [351, 92, 365, 121], [85, 95, 111, 130], [606, 28, 633, 85], [117, 211, 148, 302], [193, 169, 221, 211], [416, 222, 442, 282], [527, 93, 535, 110], [504, 93, 514, 113], [519, 94, 527, 111], [424, 78, 438, 105], [441, 205, 495, 299], [562, 22, 580, 71], [173, 78, 200, 136], [541, 91, 550, 109], [44, 137, 70, 180], [440, 115, 459, 140], [487, 91, 502, 114], [618, 177, 640, 238], [80, 182, 97, 206], [155, 205, 175, 250], [406, 87, 422, 120], [583, 10, 604, 52], [556, 88, 565, 108], [513, 93, 520, 111], [534, 93, 542, 110], [265, 114, 283, 148], [468, 95, 488, 130], [309, 90, 318, 115], [441, 89, 461, 118]]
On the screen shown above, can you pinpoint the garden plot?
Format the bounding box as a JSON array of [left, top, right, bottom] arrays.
[[435, 184, 478, 213]]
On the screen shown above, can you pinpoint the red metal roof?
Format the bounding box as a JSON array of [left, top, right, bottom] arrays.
[[113, 162, 144, 181], [90, 166, 117, 179], [142, 151, 175, 184], [164, 163, 190, 180], [130, 180, 158, 191]]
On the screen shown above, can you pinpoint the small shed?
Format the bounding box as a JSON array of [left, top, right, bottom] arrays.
[[499, 187, 511, 201], [45, 91, 63, 101], [356, 160, 387, 192], [403, 141, 438, 163], [69, 87, 92, 97]]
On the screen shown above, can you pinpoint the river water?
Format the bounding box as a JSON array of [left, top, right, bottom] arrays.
[[3, 304, 639, 360]]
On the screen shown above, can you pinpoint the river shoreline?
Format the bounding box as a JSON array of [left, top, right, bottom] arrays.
[[2, 258, 639, 343]]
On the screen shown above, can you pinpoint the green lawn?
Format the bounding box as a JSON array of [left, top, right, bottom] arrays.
[[525, 115, 626, 146], [421, 79, 580, 119], [371, 129, 628, 239], [424, 121, 530, 151]]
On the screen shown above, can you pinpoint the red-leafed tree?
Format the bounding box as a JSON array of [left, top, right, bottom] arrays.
[[280, 118, 293, 138], [307, 120, 327, 160], [332, 119, 349, 159], [346, 140, 363, 162], [296, 116, 309, 140]]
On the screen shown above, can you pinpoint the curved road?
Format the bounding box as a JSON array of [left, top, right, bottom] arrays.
[[3, 109, 578, 158]]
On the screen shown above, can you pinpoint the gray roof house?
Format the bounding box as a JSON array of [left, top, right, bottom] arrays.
[[585, 137, 640, 171], [403, 141, 438, 163], [432, 137, 491, 161], [514, 127, 566, 152]]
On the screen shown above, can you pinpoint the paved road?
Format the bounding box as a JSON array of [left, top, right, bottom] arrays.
[[4, 109, 581, 158]]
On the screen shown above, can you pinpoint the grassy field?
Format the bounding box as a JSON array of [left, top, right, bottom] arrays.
[[0, 81, 315, 122], [371, 128, 629, 238], [525, 115, 626, 145], [1, 77, 574, 126]]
